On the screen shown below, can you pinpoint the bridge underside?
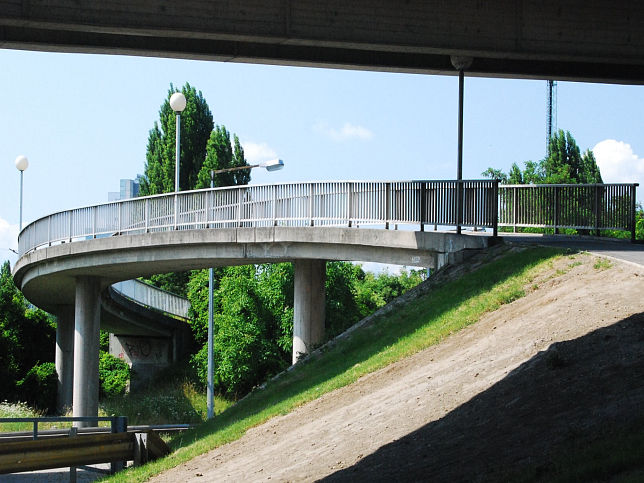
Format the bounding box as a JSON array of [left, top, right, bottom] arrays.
[[2, 1, 644, 84], [14, 227, 488, 313]]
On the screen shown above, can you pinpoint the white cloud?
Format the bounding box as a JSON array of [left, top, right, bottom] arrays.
[[314, 121, 374, 141], [241, 141, 278, 164], [593, 140, 644, 192]]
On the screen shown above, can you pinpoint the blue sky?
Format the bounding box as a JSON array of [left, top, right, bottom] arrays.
[[2, 48, 643, 265]]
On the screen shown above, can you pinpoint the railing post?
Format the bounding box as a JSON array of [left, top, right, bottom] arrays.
[[631, 184, 638, 243], [273, 185, 278, 227], [347, 182, 353, 227], [69, 211, 73, 243], [419, 182, 426, 232], [118, 202, 122, 235], [456, 180, 462, 234], [237, 188, 243, 227], [309, 183, 314, 227], [174, 194, 179, 230], [48, 216, 51, 247], [594, 184, 601, 236], [92, 207, 97, 239], [110, 416, 128, 474], [554, 187, 559, 234], [385, 182, 391, 229], [512, 186, 517, 233], [493, 180, 499, 238], [145, 198, 150, 233]]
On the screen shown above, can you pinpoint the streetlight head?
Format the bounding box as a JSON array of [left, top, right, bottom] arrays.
[[14, 155, 29, 172], [169, 92, 187, 112], [260, 158, 284, 172]]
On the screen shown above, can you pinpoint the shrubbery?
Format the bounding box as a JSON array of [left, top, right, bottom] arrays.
[[99, 352, 131, 397], [16, 362, 57, 414]]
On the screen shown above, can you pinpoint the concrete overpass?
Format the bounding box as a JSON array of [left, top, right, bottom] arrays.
[[1, 1, 644, 84], [13, 180, 495, 421]]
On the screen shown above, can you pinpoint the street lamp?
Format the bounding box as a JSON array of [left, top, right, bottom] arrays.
[[14, 155, 29, 231], [206, 159, 285, 420], [169, 92, 187, 192]]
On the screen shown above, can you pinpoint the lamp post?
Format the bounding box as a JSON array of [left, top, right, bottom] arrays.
[[450, 56, 473, 235], [206, 159, 285, 419], [15, 155, 29, 231], [169, 92, 187, 192]]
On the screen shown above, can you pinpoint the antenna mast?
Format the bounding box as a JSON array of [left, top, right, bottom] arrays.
[[546, 80, 558, 152]]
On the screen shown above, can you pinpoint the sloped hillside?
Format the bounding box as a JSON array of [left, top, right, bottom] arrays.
[[151, 250, 644, 482]]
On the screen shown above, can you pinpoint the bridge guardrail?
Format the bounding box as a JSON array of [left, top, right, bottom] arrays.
[[111, 279, 190, 319], [498, 183, 638, 240], [18, 180, 499, 256]]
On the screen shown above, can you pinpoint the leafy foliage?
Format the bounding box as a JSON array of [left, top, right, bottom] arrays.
[[139, 83, 214, 195], [0, 261, 56, 402], [186, 262, 422, 396], [99, 352, 131, 397], [16, 362, 57, 414], [483, 130, 602, 185]]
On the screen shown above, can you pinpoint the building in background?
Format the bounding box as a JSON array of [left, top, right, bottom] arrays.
[[108, 179, 139, 201]]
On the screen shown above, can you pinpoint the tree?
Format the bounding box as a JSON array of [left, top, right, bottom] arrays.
[[0, 261, 56, 404], [482, 130, 602, 185], [196, 127, 250, 189], [139, 83, 214, 195], [139, 84, 249, 295]]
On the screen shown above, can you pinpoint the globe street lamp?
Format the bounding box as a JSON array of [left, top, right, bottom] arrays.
[[169, 92, 187, 192], [14, 155, 29, 231], [206, 159, 285, 420]]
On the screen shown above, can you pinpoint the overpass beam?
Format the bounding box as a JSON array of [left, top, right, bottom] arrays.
[[293, 260, 326, 364], [73, 276, 101, 425], [55, 306, 74, 413]]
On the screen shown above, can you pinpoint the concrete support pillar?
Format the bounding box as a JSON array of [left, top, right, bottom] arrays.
[[55, 306, 75, 414], [293, 260, 326, 364], [73, 276, 101, 426]]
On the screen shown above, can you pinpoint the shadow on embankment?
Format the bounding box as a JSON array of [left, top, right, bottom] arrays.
[[322, 313, 644, 483]]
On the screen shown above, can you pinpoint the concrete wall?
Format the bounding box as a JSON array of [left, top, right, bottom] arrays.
[[110, 334, 171, 390]]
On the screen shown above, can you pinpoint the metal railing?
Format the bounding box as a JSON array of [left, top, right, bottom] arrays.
[[111, 279, 190, 319], [18, 180, 499, 256], [498, 183, 638, 240]]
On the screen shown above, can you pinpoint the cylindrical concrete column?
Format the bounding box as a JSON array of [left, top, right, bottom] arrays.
[[293, 260, 326, 364], [55, 306, 75, 413], [73, 276, 102, 426]]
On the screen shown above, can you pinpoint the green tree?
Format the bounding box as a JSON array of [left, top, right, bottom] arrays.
[[196, 127, 250, 189], [483, 130, 602, 185], [0, 261, 56, 402], [139, 82, 214, 195]]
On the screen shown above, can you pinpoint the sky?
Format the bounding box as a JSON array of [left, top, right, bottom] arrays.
[[1, 48, 644, 267]]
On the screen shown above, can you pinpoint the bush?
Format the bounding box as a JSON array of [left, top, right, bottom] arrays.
[[16, 362, 57, 414], [99, 352, 131, 397]]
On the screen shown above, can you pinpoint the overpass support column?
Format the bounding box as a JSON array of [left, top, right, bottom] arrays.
[[55, 306, 75, 413], [73, 276, 101, 425], [293, 260, 326, 364]]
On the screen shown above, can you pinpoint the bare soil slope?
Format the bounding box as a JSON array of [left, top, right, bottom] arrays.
[[151, 252, 644, 482]]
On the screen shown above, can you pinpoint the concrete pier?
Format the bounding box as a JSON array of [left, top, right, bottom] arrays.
[[293, 260, 326, 364], [73, 277, 101, 425], [55, 306, 74, 413]]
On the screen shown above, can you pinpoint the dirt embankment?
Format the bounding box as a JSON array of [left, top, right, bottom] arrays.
[[151, 252, 644, 482]]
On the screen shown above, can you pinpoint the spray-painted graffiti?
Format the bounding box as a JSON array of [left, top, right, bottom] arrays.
[[111, 336, 169, 364]]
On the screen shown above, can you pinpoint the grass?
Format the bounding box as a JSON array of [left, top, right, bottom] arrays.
[[105, 246, 571, 482]]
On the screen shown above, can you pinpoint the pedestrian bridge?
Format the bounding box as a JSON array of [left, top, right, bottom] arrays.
[[11, 179, 637, 420]]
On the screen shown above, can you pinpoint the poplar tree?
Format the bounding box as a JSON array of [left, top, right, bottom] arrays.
[[139, 83, 214, 195]]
